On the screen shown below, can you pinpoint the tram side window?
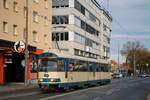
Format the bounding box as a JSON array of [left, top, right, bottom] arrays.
[[69, 59, 87, 72], [89, 63, 92, 72], [96, 63, 99, 72], [69, 59, 77, 71], [78, 61, 87, 72], [93, 63, 97, 72], [58, 60, 64, 71], [101, 64, 105, 72], [105, 64, 109, 72], [101, 64, 108, 72], [89, 62, 96, 72]]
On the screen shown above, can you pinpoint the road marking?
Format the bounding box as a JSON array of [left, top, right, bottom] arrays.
[[93, 97, 101, 100], [0, 91, 40, 99], [39, 86, 103, 100]]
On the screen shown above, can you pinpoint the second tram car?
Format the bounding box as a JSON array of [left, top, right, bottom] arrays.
[[38, 52, 111, 90]]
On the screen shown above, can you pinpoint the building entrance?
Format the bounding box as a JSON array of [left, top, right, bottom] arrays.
[[4, 52, 25, 82]]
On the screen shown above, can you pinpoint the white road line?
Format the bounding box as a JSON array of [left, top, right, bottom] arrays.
[[93, 97, 101, 100], [39, 86, 102, 100], [0, 91, 40, 100]]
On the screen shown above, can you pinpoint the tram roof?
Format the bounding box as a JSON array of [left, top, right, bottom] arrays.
[[39, 52, 108, 63]]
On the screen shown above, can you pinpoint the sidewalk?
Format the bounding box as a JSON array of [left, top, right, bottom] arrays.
[[0, 82, 39, 93]]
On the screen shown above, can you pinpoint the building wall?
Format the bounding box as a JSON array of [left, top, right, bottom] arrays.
[[0, 0, 52, 84], [0, 0, 52, 51]]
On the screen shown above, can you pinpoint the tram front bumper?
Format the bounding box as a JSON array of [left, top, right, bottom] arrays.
[[38, 78, 61, 83]]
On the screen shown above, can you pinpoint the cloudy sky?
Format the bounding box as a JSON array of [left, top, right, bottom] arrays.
[[97, 0, 150, 62]]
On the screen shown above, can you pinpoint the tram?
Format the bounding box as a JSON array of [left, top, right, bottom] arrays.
[[38, 52, 111, 90]]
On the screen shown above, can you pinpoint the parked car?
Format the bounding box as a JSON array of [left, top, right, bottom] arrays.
[[112, 73, 122, 79], [146, 74, 150, 77], [138, 73, 147, 77], [121, 72, 127, 77]]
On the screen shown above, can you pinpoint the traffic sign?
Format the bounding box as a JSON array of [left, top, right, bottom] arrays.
[[14, 41, 25, 53]]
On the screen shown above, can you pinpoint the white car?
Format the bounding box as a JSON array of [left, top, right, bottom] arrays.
[[119, 73, 123, 78], [112, 73, 122, 78]]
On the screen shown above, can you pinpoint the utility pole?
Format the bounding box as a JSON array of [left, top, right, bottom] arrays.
[[118, 43, 120, 73], [134, 54, 136, 77], [25, 0, 29, 87]]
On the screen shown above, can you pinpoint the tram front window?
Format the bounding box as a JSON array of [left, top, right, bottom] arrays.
[[39, 58, 57, 72]]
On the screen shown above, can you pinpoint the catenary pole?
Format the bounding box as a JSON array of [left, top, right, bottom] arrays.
[[134, 54, 136, 77], [25, 0, 29, 87]]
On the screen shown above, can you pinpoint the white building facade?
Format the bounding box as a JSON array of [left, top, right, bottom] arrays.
[[52, 0, 112, 65]]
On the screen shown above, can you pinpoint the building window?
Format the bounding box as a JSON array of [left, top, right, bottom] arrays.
[[44, 16, 48, 25], [74, 16, 81, 27], [80, 51, 84, 56], [33, 11, 38, 22], [23, 28, 26, 39], [52, 32, 69, 41], [74, 49, 79, 56], [33, 31, 38, 42], [103, 24, 107, 31], [3, 21, 8, 33], [33, 0, 39, 3], [52, 32, 55, 41], [60, 33, 64, 40], [81, 20, 85, 29], [75, 0, 100, 26], [65, 32, 69, 40], [3, 0, 8, 9], [74, 32, 99, 47], [24, 7, 27, 18], [74, 0, 85, 15], [13, 25, 18, 35], [13, 2, 18, 12], [52, 15, 69, 24], [74, 16, 99, 36], [45, 0, 48, 8], [56, 33, 59, 41], [52, 0, 69, 8]]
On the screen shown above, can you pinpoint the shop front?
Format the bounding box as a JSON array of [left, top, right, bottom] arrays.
[[0, 39, 43, 84]]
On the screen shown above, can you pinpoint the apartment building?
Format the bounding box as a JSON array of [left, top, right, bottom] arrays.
[[0, 0, 52, 84], [52, 0, 112, 64]]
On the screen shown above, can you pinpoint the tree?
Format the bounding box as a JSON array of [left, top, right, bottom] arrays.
[[121, 41, 150, 73]]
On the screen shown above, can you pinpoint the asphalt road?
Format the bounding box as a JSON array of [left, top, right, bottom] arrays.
[[0, 77, 150, 100]]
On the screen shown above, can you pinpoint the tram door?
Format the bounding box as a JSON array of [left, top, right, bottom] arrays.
[[64, 59, 69, 79], [58, 58, 68, 78]]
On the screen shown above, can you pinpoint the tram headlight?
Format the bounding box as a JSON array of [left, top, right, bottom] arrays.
[[50, 78, 61, 82], [51, 78, 56, 82], [38, 78, 43, 82]]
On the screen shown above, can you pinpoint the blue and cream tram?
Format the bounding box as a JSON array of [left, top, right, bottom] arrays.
[[38, 52, 111, 90]]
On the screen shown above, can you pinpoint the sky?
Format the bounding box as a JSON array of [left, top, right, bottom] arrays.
[[97, 0, 150, 63]]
